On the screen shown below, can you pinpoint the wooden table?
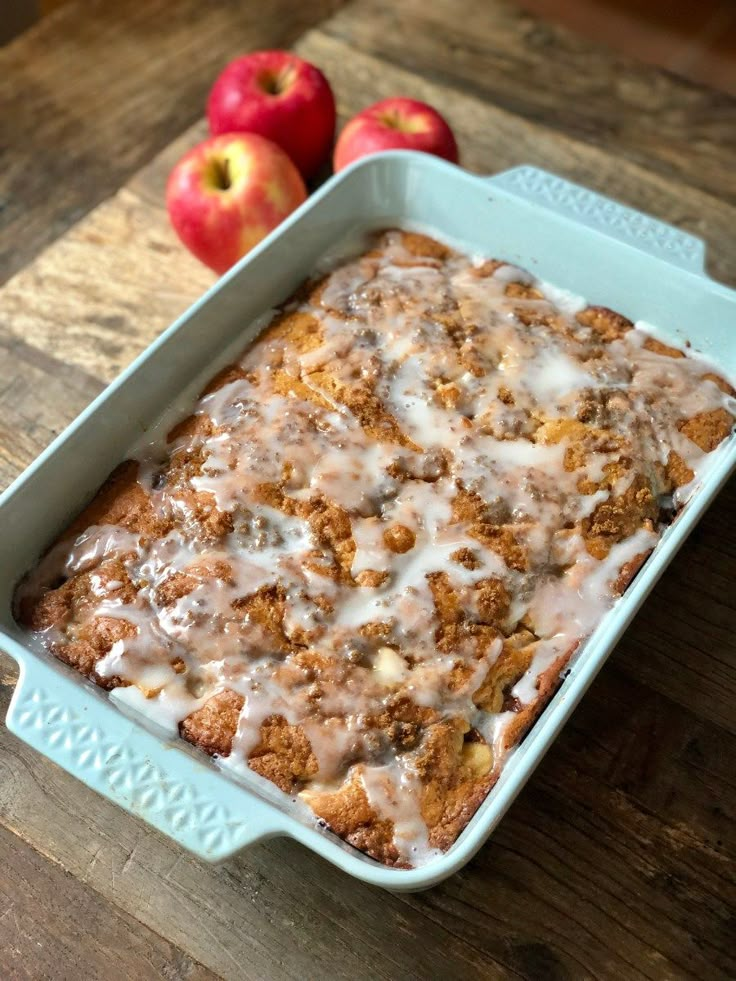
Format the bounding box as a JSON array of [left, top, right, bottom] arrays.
[[1, 2, 734, 977]]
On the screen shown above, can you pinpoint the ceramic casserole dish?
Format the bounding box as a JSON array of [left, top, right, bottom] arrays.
[[1, 153, 734, 891]]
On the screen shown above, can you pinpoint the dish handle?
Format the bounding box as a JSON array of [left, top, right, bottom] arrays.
[[5, 650, 291, 862], [487, 165, 706, 273]]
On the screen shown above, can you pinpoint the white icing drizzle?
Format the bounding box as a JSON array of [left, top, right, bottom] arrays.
[[360, 763, 442, 865], [18, 230, 735, 867]]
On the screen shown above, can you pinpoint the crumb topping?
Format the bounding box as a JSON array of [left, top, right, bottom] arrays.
[[16, 229, 735, 867]]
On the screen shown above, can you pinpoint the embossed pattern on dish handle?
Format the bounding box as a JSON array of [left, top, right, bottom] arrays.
[[489, 165, 706, 272], [6, 652, 286, 862]]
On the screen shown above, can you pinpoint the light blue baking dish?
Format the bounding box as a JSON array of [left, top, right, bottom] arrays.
[[0, 153, 734, 891]]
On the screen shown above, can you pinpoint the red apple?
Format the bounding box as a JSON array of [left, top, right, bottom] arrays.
[[166, 132, 307, 275], [207, 50, 336, 181], [333, 97, 459, 172]]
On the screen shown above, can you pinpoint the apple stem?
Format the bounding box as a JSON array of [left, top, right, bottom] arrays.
[[377, 110, 427, 135], [258, 68, 294, 96], [212, 156, 231, 191], [260, 72, 281, 95]]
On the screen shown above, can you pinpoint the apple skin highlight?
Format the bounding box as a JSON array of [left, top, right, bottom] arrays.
[[208, 50, 336, 181], [166, 132, 306, 274], [334, 97, 459, 172]]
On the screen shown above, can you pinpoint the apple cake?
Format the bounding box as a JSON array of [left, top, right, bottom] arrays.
[[15, 229, 735, 867]]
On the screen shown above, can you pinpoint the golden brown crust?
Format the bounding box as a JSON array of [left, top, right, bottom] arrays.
[[666, 450, 695, 489], [180, 690, 243, 757], [576, 305, 633, 341], [302, 774, 404, 867], [470, 258, 505, 278], [498, 644, 578, 753], [390, 230, 453, 260], [702, 371, 736, 396], [582, 473, 658, 559], [473, 638, 536, 713], [679, 407, 734, 452], [505, 281, 544, 300], [248, 717, 319, 792], [66, 461, 168, 541], [612, 551, 651, 595], [643, 336, 685, 358]]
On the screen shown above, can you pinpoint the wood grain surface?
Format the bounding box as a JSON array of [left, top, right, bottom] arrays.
[[320, 0, 736, 203], [0, 1, 734, 979], [0, 824, 216, 981]]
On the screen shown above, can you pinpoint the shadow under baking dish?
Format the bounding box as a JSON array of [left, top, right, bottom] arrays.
[[0, 152, 735, 891]]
